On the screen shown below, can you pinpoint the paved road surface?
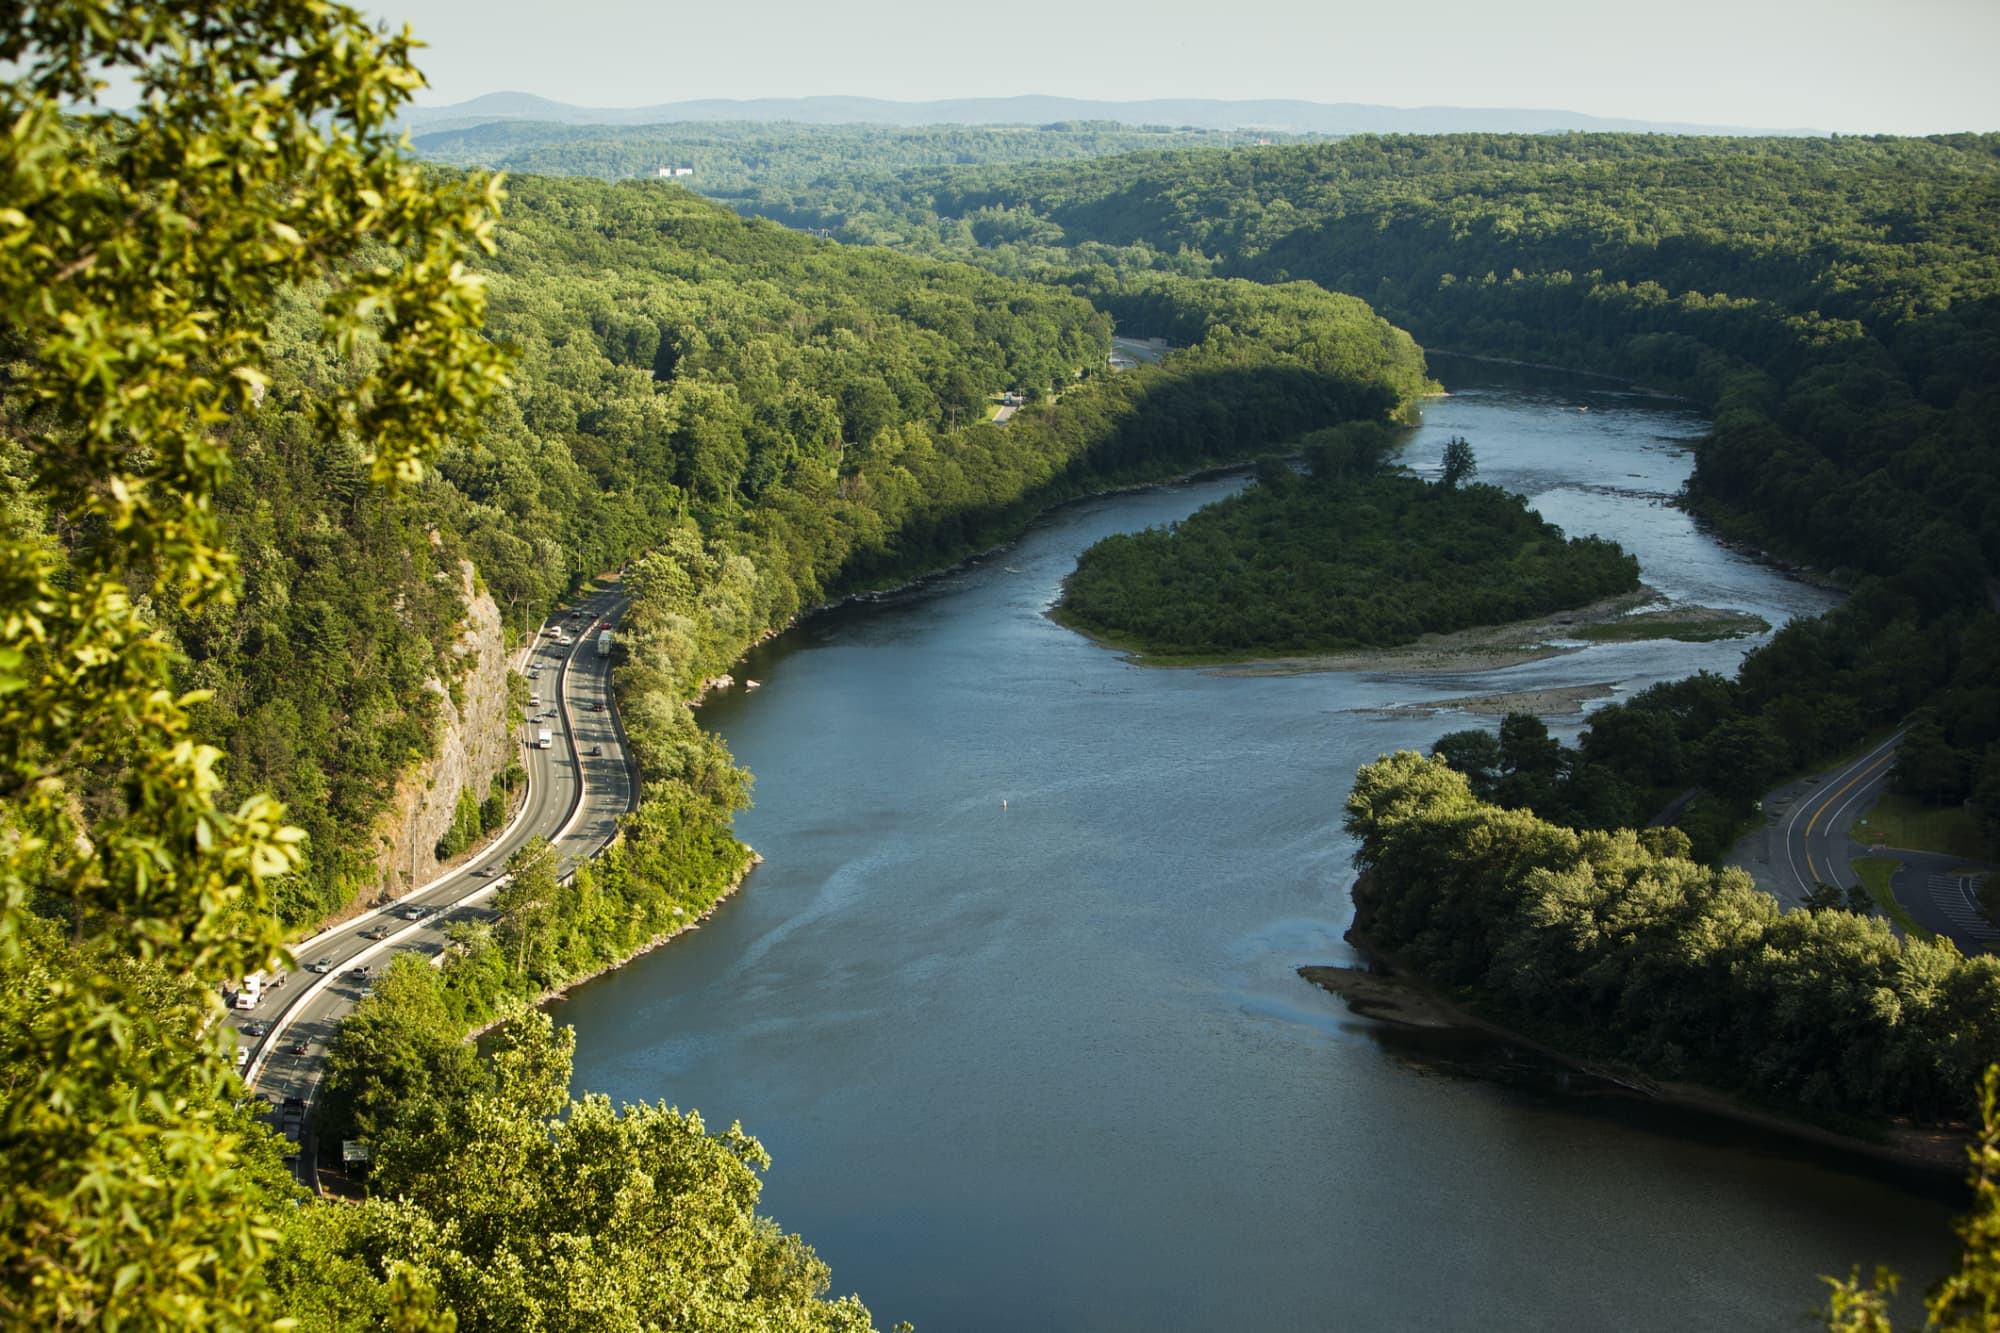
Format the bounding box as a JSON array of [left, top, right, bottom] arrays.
[[236, 584, 638, 1182], [1733, 730, 1999, 952], [1730, 731, 1902, 909]]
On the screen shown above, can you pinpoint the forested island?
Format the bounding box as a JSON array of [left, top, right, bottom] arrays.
[[1054, 427, 1639, 658]]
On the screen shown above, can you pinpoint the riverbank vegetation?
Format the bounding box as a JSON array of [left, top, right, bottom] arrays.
[[2, 5, 1459, 1323], [706, 131, 2000, 846], [1055, 428, 1638, 657], [1346, 751, 2000, 1124]]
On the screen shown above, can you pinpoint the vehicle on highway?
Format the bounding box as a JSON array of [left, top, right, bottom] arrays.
[[359, 988, 374, 1001], [233, 969, 269, 1009], [307, 958, 333, 974], [589, 744, 603, 756], [402, 905, 432, 921], [242, 1020, 271, 1037], [359, 926, 389, 940], [287, 1042, 309, 1056]]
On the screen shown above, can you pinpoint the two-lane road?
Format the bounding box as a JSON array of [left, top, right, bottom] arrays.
[[237, 585, 639, 1169], [1730, 732, 1902, 910]]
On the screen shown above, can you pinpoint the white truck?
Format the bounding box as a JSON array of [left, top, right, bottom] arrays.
[[596, 629, 612, 658], [537, 727, 553, 750], [234, 971, 266, 1010]]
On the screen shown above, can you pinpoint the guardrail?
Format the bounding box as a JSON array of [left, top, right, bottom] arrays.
[[243, 594, 629, 1094]]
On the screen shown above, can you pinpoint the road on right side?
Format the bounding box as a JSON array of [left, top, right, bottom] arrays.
[[1729, 729, 1998, 950]]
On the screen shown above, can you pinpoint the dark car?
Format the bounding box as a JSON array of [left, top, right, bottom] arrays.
[[287, 1041, 309, 1056], [589, 744, 603, 757], [242, 1020, 271, 1037]]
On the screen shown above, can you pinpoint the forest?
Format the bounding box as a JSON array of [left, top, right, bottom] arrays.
[[411, 117, 1297, 195], [1346, 751, 2000, 1124], [0, 8, 1447, 1322], [165, 166, 1428, 928], [1056, 427, 1638, 655], [12, 0, 2000, 1322], [702, 131, 2000, 852]]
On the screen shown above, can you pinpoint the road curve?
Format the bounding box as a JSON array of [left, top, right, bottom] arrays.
[[236, 584, 639, 1176], [1731, 731, 1902, 909]]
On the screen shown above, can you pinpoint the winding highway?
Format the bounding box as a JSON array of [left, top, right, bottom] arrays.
[[235, 583, 639, 1179], [1774, 731, 1904, 904]]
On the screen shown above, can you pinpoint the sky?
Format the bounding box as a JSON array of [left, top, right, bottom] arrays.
[[363, 0, 2000, 136]]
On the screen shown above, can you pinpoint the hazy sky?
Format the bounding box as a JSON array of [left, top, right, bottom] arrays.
[[364, 0, 1998, 135]]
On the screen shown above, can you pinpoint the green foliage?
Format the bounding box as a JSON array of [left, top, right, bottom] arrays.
[[1439, 436, 1477, 489], [0, 1, 505, 1324], [436, 786, 486, 861], [1058, 459, 1638, 656], [1825, 1066, 2000, 1332], [412, 118, 1297, 195], [1347, 753, 2000, 1122], [720, 131, 2000, 804], [282, 1012, 876, 1332]]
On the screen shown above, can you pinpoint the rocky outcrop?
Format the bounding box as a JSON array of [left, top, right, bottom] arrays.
[[368, 561, 513, 900]]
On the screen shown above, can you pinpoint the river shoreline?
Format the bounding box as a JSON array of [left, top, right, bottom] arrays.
[[465, 853, 760, 1041], [1305, 929, 1972, 1179], [1057, 586, 1769, 677]]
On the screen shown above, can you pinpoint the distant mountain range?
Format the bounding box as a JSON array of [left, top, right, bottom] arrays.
[[396, 92, 1815, 138]]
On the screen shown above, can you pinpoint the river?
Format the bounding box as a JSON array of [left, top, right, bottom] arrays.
[[561, 361, 1958, 1331]]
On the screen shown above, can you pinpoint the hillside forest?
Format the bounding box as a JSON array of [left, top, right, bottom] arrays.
[[0, 10, 1445, 1323], [9, 0, 2000, 1323]]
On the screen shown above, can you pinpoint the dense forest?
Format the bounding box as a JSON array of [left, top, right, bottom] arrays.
[[1, 7, 1450, 1322], [1347, 751, 2000, 1123], [1056, 426, 1638, 655], [14, 0, 2000, 1322], [710, 132, 2000, 847], [711, 132, 2000, 587], [411, 118, 1298, 196], [172, 168, 1428, 927]]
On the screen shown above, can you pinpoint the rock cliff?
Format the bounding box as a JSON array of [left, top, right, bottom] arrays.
[[368, 561, 513, 900]]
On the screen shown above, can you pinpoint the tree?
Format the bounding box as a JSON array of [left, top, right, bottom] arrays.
[[1433, 728, 1505, 800], [494, 837, 560, 978], [1440, 435, 1478, 488], [278, 1011, 879, 1332], [0, 3, 504, 1325], [1825, 1066, 2000, 1331]]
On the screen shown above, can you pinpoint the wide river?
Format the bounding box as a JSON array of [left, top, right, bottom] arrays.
[[564, 362, 1958, 1331]]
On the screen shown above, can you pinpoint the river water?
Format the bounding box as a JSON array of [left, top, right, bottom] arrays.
[[562, 363, 1957, 1331]]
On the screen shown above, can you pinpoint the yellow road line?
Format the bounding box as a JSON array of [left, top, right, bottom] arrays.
[[1804, 749, 1897, 887]]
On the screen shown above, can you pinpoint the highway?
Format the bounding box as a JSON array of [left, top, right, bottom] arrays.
[[1773, 731, 1903, 905], [236, 583, 639, 1179], [1731, 730, 1904, 908]]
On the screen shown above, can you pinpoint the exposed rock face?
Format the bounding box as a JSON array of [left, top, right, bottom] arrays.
[[367, 561, 513, 900]]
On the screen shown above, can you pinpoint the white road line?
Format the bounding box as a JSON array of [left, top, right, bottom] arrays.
[[1780, 732, 1902, 898], [1929, 874, 2000, 940], [245, 593, 625, 1092]]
